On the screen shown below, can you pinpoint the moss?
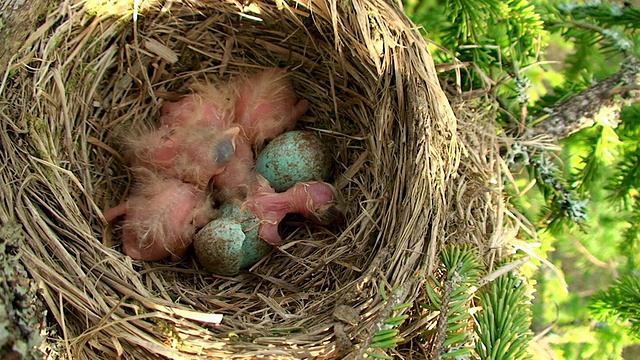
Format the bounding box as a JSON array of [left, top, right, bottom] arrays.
[[0, 224, 45, 359], [174, 47, 204, 74], [151, 318, 182, 346]]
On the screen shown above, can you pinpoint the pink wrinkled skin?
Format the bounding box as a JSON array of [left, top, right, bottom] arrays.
[[158, 68, 309, 193], [210, 136, 255, 200], [160, 69, 308, 148], [244, 177, 338, 245], [211, 68, 308, 193], [160, 83, 235, 129], [104, 171, 216, 261], [234, 68, 309, 146], [106, 68, 315, 261], [125, 125, 240, 187]]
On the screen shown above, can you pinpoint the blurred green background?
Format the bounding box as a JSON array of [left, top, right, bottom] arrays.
[[403, 0, 640, 358]]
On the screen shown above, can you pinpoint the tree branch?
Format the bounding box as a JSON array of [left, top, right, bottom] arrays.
[[530, 58, 640, 140]]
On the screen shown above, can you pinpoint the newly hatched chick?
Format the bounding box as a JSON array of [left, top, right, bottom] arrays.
[[234, 68, 309, 147], [160, 82, 236, 129], [243, 176, 340, 245], [155, 69, 307, 194], [110, 68, 313, 262], [160, 68, 307, 145], [210, 136, 255, 201], [104, 169, 216, 261], [125, 125, 240, 187], [208, 68, 309, 197], [154, 68, 308, 194]]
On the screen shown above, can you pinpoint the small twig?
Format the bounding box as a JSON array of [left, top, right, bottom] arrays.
[[356, 281, 412, 359], [532, 303, 559, 341], [432, 278, 454, 360], [571, 239, 609, 269], [435, 61, 472, 73], [607, 85, 640, 96], [477, 256, 531, 287]]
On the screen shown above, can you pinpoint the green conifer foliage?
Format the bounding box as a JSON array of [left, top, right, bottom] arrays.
[[589, 275, 640, 338], [424, 244, 483, 358], [474, 271, 533, 360], [405, 0, 640, 355]]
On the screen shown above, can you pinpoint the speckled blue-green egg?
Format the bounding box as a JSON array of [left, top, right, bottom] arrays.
[[255, 131, 332, 192], [194, 218, 245, 276], [219, 203, 272, 269]]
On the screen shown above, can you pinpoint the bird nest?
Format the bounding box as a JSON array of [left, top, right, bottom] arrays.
[[0, 0, 507, 358]]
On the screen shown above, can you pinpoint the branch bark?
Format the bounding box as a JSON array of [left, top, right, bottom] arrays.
[[530, 58, 640, 140]]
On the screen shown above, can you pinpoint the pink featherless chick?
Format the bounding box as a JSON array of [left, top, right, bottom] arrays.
[[210, 136, 255, 201], [103, 169, 216, 261], [243, 175, 341, 245], [160, 82, 236, 129], [208, 69, 309, 197], [125, 125, 240, 188], [234, 68, 309, 147]]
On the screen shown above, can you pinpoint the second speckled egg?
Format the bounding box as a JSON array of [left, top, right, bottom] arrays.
[[194, 218, 245, 276], [219, 202, 272, 269], [256, 131, 332, 192]]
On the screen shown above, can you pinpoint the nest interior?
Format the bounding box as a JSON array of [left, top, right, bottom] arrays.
[[0, 0, 505, 358]]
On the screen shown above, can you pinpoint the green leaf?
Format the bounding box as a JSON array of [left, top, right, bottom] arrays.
[[442, 347, 472, 358], [365, 351, 393, 359], [443, 332, 468, 347], [474, 271, 533, 359], [372, 329, 400, 343], [379, 282, 388, 300], [371, 337, 405, 349], [589, 274, 640, 338], [384, 315, 409, 327], [425, 282, 442, 309], [393, 302, 413, 311]]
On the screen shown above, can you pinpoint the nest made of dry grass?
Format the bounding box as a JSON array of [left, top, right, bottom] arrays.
[[0, 0, 507, 358]]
